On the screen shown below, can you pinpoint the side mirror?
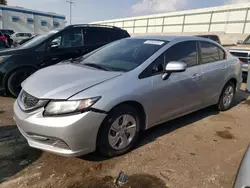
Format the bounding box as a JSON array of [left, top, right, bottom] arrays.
[[49, 42, 59, 50], [237, 40, 243, 44], [162, 61, 187, 80]]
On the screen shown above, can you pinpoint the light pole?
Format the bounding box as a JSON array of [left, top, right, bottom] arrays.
[[66, 0, 75, 25]]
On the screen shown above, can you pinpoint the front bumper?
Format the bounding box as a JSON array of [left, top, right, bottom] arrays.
[[13, 101, 107, 157]]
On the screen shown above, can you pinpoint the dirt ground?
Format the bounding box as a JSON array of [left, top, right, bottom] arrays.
[[0, 85, 250, 188]]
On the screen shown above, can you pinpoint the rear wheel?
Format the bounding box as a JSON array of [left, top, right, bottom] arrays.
[[7, 68, 35, 97], [98, 105, 141, 157], [217, 81, 235, 111]]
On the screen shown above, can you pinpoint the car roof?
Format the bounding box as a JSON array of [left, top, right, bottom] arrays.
[[69, 24, 125, 31], [130, 35, 207, 42]]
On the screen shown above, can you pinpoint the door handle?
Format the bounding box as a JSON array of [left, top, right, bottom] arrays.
[[192, 73, 201, 80]]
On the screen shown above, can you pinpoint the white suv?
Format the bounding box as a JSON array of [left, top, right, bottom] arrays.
[[11, 32, 33, 46]]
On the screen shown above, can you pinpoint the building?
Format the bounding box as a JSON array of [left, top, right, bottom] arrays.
[[0, 5, 65, 34], [91, 3, 250, 44]]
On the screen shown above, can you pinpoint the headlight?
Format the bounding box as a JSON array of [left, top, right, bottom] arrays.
[[44, 97, 101, 116], [0, 55, 11, 64]]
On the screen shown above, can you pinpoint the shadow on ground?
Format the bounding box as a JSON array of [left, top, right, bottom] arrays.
[[0, 125, 42, 183]]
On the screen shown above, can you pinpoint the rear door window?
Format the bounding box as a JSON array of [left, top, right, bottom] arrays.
[[110, 31, 126, 41], [200, 41, 225, 64], [85, 28, 110, 45]]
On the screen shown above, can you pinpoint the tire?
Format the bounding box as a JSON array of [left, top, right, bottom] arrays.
[[7, 68, 35, 97], [217, 81, 235, 111], [97, 104, 141, 157]]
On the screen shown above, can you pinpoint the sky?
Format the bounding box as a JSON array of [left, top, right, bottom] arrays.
[[7, 0, 250, 24]]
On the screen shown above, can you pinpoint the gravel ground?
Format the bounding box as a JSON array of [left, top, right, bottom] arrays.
[[0, 85, 249, 188]]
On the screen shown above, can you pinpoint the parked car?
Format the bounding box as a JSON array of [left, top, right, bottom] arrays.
[[234, 145, 250, 188], [0, 31, 8, 44], [0, 24, 130, 97], [13, 36, 242, 158], [229, 36, 250, 78], [11, 32, 33, 47], [196, 35, 222, 44], [0, 29, 15, 36]]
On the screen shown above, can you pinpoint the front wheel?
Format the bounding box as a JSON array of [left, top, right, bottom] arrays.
[[97, 105, 141, 157], [217, 81, 235, 111], [7, 68, 35, 97]]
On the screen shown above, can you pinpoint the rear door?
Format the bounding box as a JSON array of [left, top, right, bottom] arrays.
[[84, 28, 111, 54], [37, 27, 84, 67], [199, 41, 227, 105]]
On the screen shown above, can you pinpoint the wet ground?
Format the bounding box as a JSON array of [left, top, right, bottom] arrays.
[[0, 85, 249, 188]]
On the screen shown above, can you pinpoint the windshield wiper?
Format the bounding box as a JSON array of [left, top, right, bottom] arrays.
[[83, 63, 111, 71]]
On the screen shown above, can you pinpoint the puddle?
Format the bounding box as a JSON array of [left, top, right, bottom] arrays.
[[66, 174, 167, 188], [216, 130, 235, 139]]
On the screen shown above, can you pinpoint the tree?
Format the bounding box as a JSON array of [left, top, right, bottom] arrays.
[[0, 0, 7, 5]]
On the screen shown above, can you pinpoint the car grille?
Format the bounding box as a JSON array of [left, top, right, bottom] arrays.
[[230, 52, 249, 58], [18, 90, 48, 111]]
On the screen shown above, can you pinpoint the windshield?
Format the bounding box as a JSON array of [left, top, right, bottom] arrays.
[[81, 38, 167, 72], [243, 36, 250, 44], [19, 29, 60, 49]]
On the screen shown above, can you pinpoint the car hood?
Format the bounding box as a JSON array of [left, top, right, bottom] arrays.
[[0, 48, 26, 56], [22, 64, 123, 99], [230, 45, 250, 51]]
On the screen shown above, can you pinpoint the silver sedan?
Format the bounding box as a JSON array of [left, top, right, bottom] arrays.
[[14, 36, 242, 157]]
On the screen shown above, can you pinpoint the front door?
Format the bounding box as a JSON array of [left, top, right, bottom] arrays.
[[143, 41, 203, 126]]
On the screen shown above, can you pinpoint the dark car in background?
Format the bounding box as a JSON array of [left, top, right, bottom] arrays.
[[0, 29, 15, 47], [0, 24, 130, 97], [197, 35, 222, 44], [0, 29, 15, 36]]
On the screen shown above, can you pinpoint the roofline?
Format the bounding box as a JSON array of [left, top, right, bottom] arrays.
[[67, 24, 124, 30], [90, 3, 250, 24], [0, 5, 65, 20]]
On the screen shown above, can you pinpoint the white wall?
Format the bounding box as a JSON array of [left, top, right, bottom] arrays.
[[91, 3, 250, 35], [34, 15, 53, 34]]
